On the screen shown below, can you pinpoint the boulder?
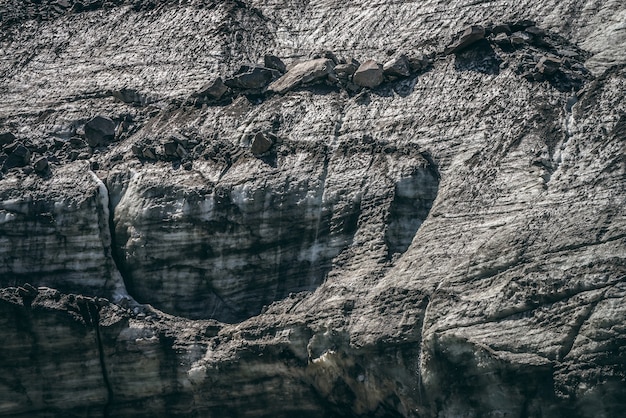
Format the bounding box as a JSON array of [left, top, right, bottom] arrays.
[[224, 66, 275, 90], [268, 58, 335, 94], [510, 31, 532, 46], [33, 157, 49, 174], [383, 54, 411, 77], [493, 32, 510, 46], [491, 24, 511, 35], [3, 143, 30, 169], [264, 55, 287, 73], [194, 77, 228, 100], [0, 132, 16, 147], [334, 59, 360, 80], [445, 25, 486, 54], [353, 59, 384, 88], [536, 56, 562, 76], [84, 116, 116, 147], [250, 132, 273, 155]]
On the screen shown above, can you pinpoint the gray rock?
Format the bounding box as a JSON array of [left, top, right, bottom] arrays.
[[3, 143, 30, 169], [250, 132, 273, 155], [536, 56, 562, 76], [84, 116, 115, 147], [353, 59, 384, 88], [267, 58, 335, 94], [194, 77, 228, 100], [0, 132, 16, 147], [224, 66, 275, 90], [383, 54, 411, 77], [264, 54, 287, 73], [510, 31, 532, 46], [334, 59, 359, 79], [493, 32, 510, 46], [33, 157, 49, 174], [445, 25, 486, 54], [491, 24, 511, 35]]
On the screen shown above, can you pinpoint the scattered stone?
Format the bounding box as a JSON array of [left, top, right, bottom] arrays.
[[334, 59, 360, 80], [0, 132, 16, 147], [445, 25, 486, 54], [182, 161, 193, 171], [194, 77, 228, 100], [84, 116, 116, 147], [408, 54, 432, 72], [268, 58, 335, 94], [70, 137, 87, 148], [491, 24, 511, 35], [224, 66, 275, 90], [525, 26, 545, 38], [264, 54, 287, 73], [510, 31, 532, 46], [536, 56, 562, 76], [250, 132, 273, 155], [111, 88, 148, 106], [508, 19, 536, 32], [33, 157, 49, 174], [3, 143, 31, 169], [143, 147, 157, 160], [353, 59, 384, 88], [493, 32, 510, 46], [383, 54, 411, 78]]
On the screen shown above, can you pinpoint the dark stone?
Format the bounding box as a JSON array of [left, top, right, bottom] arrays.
[[264, 54, 287, 73], [224, 66, 275, 90], [250, 132, 273, 155], [510, 31, 532, 46], [508, 19, 536, 32], [311, 50, 339, 65], [0, 132, 16, 147], [163, 140, 179, 157], [143, 147, 157, 160], [194, 77, 228, 100], [111, 88, 148, 106], [383, 54, 411, 78], [84, 116, 116, 147], [353, 60, 384, 88], [492, 24, 511, 35], [334, 59, 359, 79], [525, 26, 545, 38], [183, 161, 193, 171], [33, 157, 49, 173], [3, 143, 30, 169], [536, 56, 562, 76], [493, 32, 510, 46], [445, 25, 486, 54]]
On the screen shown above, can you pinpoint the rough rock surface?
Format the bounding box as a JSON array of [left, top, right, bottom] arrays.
[[0, 0, 625, 417]]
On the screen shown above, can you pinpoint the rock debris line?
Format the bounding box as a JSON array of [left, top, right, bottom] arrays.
[[1, 20, 590, 177]]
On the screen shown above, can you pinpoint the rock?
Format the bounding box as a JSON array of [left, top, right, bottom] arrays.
[[536, 56, 562, 76], [111, 87, 149, 105], [507, 19, 536, 32], [33, 157, 49, 174], [445, 25, 486, 54], [493, 32, 510, 46], [267, 58, 335, 94], [407, 54, 432, 72], [0, 132, 16, 147], [311, 50, 339, 65], [163, 140, 179, 157], [510, 31, 532, 46], [334, 59, 359, 80], [353, 59, 384, 88], [84, 116, 115, 147], [250, 132, 272, 155], [524, 25, 545, 38], [3, 143, 30, 169], [224, 66, 275, 90], [194, 77, 228, 100], [383, 54, 411, 77], [491, 24, 511, 35], [264, 54, 287, 73]]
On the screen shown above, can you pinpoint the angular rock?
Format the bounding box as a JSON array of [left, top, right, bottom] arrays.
[[33, 157, 49, 174], [0, 132, 16, 147], [224, 66, 275, 90], [493, 32, 510, 46], [445, 25, 486, 54], [111, 87, 148, 105], [3, 143, 30, 169], [383, 54, 411, 77], [491, 24, 511, 35], [510, 31, 532, 46], [267, 58, 335, 94], [84, 116, 115, 147], [353, 59, 384, 88], [264, 54, 287, 73], [536, 56, 562, 76], [334, 59, 359, 80], [194, 77, 228, 100], [250, 132, 273, 155]]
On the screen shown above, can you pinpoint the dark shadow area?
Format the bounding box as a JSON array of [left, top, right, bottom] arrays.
[[454, 40, 503, 75]]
